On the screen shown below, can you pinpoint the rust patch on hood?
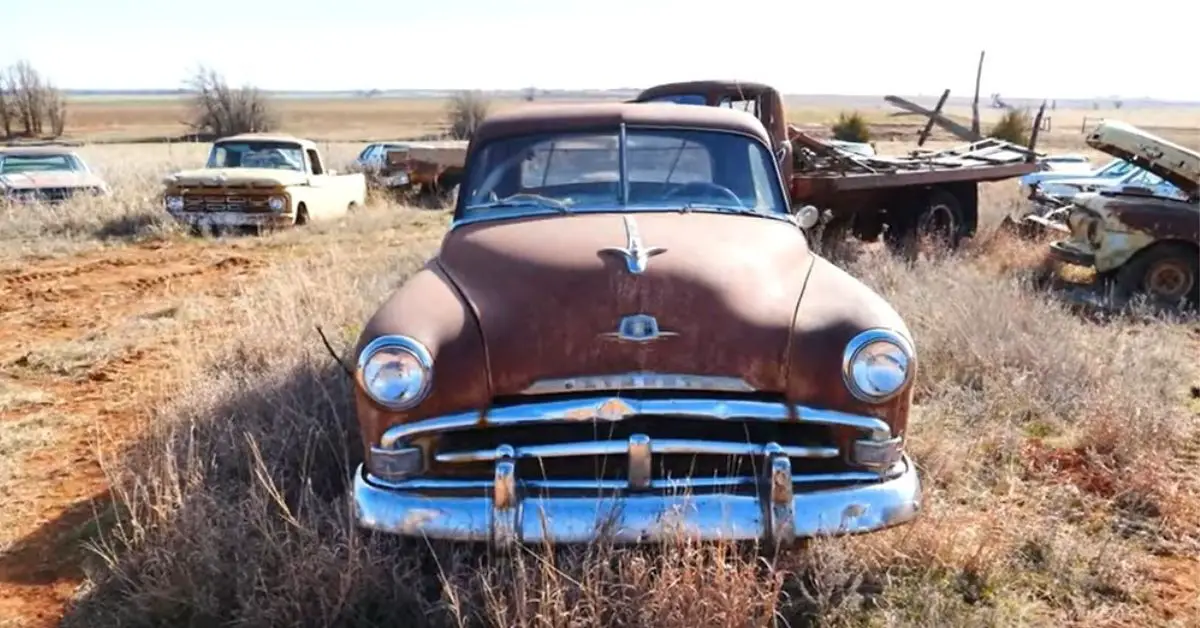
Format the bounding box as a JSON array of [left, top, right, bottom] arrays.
[[436, 211, 813, 398]]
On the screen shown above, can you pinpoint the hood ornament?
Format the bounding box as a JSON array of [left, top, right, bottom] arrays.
[[600, 215, 666, 274], [600, 314, 677, 344]]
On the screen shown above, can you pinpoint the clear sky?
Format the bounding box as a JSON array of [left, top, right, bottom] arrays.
[[3, 0, 1196, 101]]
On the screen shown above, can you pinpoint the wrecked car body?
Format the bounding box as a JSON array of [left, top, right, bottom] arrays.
[[1046, 120, 1199, 308], [0, 146, 110, 205], [351, 102, 922, 548]]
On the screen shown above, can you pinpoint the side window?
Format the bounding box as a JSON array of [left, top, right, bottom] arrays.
[[643, 93, 707, 106], [306, 149, 324, 175]]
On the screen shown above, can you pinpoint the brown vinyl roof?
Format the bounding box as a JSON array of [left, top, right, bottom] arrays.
[[634, 80, 775, 101], [469, 102, 773, 147]]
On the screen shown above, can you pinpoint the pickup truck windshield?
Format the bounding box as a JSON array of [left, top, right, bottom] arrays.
[[208, 141, 305, 171], [462, 128, 787, 218]]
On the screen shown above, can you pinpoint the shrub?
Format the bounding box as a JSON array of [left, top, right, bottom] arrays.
[[831, 111, 870, 143], [989, 109, 1031, 145], [445, 90, 491, 140]]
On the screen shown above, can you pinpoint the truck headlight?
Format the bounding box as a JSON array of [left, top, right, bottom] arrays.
[[357, 335, 433, 410], [268, 195, 286, 211], [165, 195, 184, 211], [842, 329, 915, 403]]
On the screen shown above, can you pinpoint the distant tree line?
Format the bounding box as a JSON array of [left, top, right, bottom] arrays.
[[0, 60, 68, 139]]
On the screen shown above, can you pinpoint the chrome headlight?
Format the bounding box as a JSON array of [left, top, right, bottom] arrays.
[[356, 335, 433, 410], [268, 195, 286, 211], [165, 195, 184, 211], [842, 329, 916, 403]]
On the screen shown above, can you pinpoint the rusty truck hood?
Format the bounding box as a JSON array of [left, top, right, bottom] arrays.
[[436, 211, 813, 397], [1085, 120, 1200, 199], [165, 167, 307, 188]]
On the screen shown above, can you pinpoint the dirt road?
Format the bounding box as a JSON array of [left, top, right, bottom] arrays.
[[0, 238, 286, 626]]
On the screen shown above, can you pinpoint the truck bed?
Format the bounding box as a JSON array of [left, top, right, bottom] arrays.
[[384, 140, 468, 170], [789, 128, 1038, 196]]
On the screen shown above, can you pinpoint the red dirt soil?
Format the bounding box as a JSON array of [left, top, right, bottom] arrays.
[[0, 240, 273, 627]]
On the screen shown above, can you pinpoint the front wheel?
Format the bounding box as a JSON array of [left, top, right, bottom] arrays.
[[1116, 242, 1200, 309]]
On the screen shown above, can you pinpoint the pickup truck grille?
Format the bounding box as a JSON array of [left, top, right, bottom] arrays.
[[181, 191, 275, 213], [373, 391, 900, 496]]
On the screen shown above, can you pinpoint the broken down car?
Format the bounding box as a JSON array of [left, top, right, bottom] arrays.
[[162, 133, 366, 233], [0, 146, 110, 204], [351, 102, 921, 548], [1046, 120, 1200, 308]]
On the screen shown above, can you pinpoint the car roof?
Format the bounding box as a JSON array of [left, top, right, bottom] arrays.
[[0, 146, 80, 157], [469, 102, 773, 149], [216, 133, 316, 148]]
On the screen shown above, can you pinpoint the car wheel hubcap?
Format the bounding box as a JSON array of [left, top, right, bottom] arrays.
[[1146, 261, 1193, 299]]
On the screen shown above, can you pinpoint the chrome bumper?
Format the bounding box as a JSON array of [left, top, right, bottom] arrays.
[[352, 454, 920, 546], [169, 210, 292, 227]]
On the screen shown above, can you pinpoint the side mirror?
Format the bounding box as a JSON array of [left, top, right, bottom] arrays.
[[795, 204, 821, 230]]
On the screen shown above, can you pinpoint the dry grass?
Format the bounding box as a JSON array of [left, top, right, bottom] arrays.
[[2, 130, 1198, 627]]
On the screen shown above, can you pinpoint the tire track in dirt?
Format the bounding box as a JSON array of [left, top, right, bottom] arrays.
[[0, 239, 278, 627]]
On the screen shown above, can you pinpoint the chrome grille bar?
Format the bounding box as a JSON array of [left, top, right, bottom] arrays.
[[367, 463, 906, 492], [380, 396, 890, 449], [434, 439, 840, 463]]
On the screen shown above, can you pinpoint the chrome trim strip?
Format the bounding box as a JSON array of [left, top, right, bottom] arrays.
[[520, 372, 757, 395], [380, 397, 890, 448], [366, 462, 905, 492], [434, 439, 840, 463], [352, 456, 921, 545]]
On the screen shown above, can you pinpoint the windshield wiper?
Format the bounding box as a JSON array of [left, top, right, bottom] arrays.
[[678, 202, 762, 217], [467, 193, 572, 214]]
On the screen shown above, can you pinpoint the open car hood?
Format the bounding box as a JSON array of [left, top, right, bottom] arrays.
[[1086, 120, 1200, 199]]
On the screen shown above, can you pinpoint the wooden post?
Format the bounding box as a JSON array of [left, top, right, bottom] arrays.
[[971, 50, 985, 137], [1026, 100, 1047, 161], [918, 89, 951, 147]]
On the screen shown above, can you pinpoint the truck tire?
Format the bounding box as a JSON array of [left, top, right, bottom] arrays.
[[296, 203, 310, 226], [884, 188, 966, 258], [1115, 242, 1200, 308]]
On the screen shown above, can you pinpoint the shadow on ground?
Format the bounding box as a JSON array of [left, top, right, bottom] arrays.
[[50, 350, 860, 627]]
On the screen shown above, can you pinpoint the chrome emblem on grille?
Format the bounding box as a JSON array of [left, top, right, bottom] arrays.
[[600, 314, 677, 344], [600, 215, 666, 274]]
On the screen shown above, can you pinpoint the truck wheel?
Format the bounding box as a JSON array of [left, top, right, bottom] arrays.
[[1116, 242, 1200, 308], [296, 204, 310, 226], [884, 189, 965, 260], [915, 188, 965, 250]]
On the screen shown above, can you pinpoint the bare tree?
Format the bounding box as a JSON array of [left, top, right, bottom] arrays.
[[184, 66, 277, 139], [445, 90, 490, 140], [0, 60, 68, 139]]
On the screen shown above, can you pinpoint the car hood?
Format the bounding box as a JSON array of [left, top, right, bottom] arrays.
[[0, 170, 104, 189], [1086, 120, 1199, 199], [165, 167, 308, 188], [435, 211, 814, 397]]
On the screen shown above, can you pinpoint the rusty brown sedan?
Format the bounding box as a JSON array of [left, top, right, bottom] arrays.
[[350, 102, 921, 548]]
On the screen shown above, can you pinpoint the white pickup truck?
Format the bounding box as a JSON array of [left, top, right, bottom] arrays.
[[162, 133, 367, 233]]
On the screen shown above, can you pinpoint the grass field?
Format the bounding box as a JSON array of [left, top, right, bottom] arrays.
[[0, 97, 1198, 628]]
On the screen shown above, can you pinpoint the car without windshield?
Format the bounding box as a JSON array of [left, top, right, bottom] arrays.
[[0, 146, 109, 205], [161, 133, 366, 234], [351, 102, 922, 548]]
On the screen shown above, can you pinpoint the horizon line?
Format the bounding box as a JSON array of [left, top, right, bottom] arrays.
[[55, 86, 1200, 106]]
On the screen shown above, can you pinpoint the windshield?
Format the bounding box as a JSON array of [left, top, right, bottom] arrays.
[[207, 141, 305, 171], [0, 153, 84, 174], [1096, 158, 1136, 178], [461, 128, 787, 219]]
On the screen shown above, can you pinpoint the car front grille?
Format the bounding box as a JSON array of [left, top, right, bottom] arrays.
[[371, 389, 901, 497], [181, 191, 275, 213]]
